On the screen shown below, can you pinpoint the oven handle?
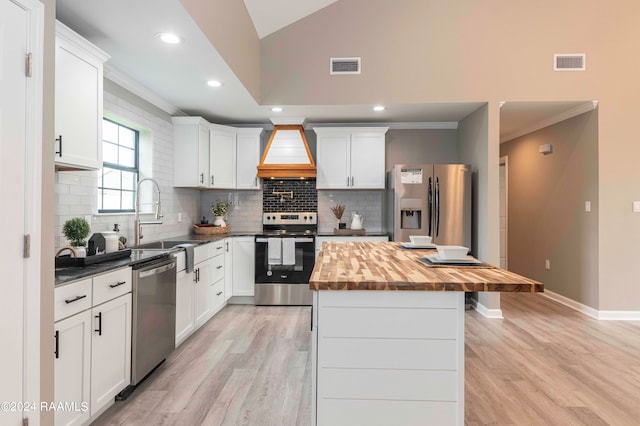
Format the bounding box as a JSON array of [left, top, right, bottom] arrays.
[[256, 237, 314, 243]]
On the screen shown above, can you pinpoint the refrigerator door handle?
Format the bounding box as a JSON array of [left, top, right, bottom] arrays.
[[435, 177, 440, 238], [428, 177, 433, 236]]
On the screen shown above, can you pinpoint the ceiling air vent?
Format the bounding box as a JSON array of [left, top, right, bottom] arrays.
[[330, 57, 361, 75], [554, 54, 586, 71]]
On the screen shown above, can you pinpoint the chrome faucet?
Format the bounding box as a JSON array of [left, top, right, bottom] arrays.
[[134, 178, 163, 245]]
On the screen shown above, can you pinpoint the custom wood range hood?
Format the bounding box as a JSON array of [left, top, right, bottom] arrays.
[[257, 124, 316, 179]]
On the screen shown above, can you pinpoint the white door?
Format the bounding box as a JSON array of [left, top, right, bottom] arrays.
[[232, 237, 255, 297], [90, 294, 132, 416], [175, 269, 195, 347], [209, 129, 236, 188], [54, 311, 92, 426], [316, 134, 350, 189], [1, 3, 28, 424], [350, 133, 386, 189]]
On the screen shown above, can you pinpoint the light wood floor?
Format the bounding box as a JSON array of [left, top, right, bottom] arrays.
[[94, 294, 640, 426]]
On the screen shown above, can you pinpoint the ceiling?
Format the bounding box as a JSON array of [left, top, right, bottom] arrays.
[[56, 0, 596, 134]]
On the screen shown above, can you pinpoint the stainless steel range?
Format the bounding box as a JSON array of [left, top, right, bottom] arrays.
[[254, 212, 317, 305]]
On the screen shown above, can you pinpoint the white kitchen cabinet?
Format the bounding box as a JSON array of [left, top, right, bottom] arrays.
[[175, 268, 195, 347], [209, 124, 236, 189], [232, 237, 255, 297], [54, 310, 92, 426], [224, 238, 233, 301], [193, 256, 213, 329], [54, 21, 109, 171], [236, 128, 263, 189], [173, 117, 211, 188], [208, 243, 226, 318], [54, 267, 132, 423], [90, 293, 132, 416], [314, 127, 388, 189]]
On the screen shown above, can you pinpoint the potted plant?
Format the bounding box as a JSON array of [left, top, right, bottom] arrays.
[[330, 204, 346, 229], [210, 200, 230, 227], [62, 217, 91, 257]]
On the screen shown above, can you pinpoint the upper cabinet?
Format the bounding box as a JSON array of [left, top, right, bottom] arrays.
[[54, 21, 110, 171], [314, 127, 388, 189], [173, 116, 262, 190]]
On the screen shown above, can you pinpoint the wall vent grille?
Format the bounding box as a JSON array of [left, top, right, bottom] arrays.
[[554, 54, 586, 71], [330, 57, 361, 75]]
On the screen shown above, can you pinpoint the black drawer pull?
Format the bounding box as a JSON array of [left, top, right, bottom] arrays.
[[216, 246, 223, 250], [216, 291, 223, 296], [55, 135, 62, 157], [216, 265, 223, 270], [54, 330, 59, 359], [95, 312, 102, 336], [109, 281, 127, 288], [64, 294, 87, 304]]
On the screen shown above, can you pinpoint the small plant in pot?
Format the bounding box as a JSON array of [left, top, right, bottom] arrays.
[[210, 200, 230, 227], [62, 217, 91, 257]]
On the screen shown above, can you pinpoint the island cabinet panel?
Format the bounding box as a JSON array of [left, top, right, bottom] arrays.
[[313, 290, 464, 426]]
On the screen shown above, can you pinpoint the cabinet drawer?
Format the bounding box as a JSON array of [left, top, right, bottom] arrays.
[[211, 279, 225, 312], [211, 255, 225, 283], [93, 267, 132, 306], [193, 243, 211, 265], [211, 240, 225, 257], [55, 278, 92, 321]]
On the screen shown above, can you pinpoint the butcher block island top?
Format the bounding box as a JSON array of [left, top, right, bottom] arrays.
[[309, 241, 542, 292]]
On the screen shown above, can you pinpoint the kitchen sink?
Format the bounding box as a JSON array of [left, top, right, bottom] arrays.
[[130, 240, 202, 250]]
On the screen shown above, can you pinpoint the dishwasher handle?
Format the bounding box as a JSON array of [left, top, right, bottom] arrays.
[[137, 261, 176, 279]]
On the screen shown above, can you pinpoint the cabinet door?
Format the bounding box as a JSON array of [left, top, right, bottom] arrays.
[[172, 118, 210, 187], [90, 294, 132, 416], [316, 134, 350, 189], [236, 129, 262, 189], [194, 259, 213, 329], [198, 123, 211, 187], [232, 237, 255, 296], [54, 33, 103, 170], [350, 132, 386, 189], [210, 129, 236, 189], [175, 269, 195, 347], [224, 238, 233, 301], [55, 310, 92, 426], [210, 280, 225, 317]]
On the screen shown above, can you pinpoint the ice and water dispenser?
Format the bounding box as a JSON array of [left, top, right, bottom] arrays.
[[400, 198, 422, 230]]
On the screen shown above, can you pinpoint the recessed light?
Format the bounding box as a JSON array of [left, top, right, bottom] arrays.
[[373, 105, 385, 112], [156, 32, 181, 44], [271, 107, 283, 112], [207, 80, 222, 88]]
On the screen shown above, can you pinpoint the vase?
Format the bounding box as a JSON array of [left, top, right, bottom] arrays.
[[213, 216, 226, 227], [73, 246, 87, 258]]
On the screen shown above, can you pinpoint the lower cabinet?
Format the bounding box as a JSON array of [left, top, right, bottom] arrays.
[[224, 238, 233, 301], [232, 237, 255, 297], [193, 256, 213, 329], [175, 268, 195, 346], [54, 267, 132, 425]]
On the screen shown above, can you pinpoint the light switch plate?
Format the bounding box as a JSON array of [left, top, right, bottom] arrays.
[[634, 201, 640, 213], [178, 212, 182, 223], [585, 201, 591, 212], [545, 259, 551, 270]]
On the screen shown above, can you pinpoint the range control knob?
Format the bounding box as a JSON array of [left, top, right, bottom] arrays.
[[303, 216, 308, 220], [266, 216, 271, 220]]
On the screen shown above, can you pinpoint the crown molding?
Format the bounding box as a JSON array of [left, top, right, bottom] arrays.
[[103, 64, 183, 116], [235, 121, 458, 131], [501, 100, 598, 143]]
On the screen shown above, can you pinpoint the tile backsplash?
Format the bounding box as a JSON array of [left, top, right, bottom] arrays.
[[200, 190, 263, 233], [263, 179, 317, 212], [317, 190, 384, 233]]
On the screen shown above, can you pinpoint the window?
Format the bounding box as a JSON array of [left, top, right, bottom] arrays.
[[98, 119, 139, 213]]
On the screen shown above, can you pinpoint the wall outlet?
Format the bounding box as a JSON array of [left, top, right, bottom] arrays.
[[585, 201, 591, 212], [633, 201, 640, 213], [178, 212, 182, 223], [545, 259, 551, 270]]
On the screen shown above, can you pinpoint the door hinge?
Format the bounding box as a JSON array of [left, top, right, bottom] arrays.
[[24, 234, 31, 258], [26, 53, 33, 77]]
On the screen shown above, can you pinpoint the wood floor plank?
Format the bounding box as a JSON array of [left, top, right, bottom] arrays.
[[94, 294, 640, 426]]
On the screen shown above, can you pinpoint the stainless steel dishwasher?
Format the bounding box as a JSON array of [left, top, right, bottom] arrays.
[[131, 256, 176, 385]]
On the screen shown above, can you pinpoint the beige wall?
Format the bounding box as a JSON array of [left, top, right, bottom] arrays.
[[385, 129, 458, 171], [500, 110, 599, 308], [180, 0, 260, 102], [259, 0, 640, 311], [41, 0, 55, 423]]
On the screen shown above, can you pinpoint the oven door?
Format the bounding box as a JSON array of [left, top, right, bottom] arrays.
[[255, 236, 315, 284]]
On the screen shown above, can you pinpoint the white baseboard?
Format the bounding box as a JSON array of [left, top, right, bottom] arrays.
[[541, 290, 640, 320], [471, 298, 504, 319]]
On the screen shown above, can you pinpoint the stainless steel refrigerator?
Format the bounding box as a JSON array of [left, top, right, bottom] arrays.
[[387, 164, 471, 248]]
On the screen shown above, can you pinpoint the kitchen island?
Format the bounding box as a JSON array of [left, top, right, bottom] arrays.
[[309, 242, 542, 426]]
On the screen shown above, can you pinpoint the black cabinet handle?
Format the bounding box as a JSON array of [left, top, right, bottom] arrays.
[[216, 265, 223, 270], [211, 175, 214, 185], [109, 281, 127, 288], [55, 135, 62, 157], [95, 312, 102, 336], [225, 241, 229, 252], [217, 246, 223, 250], [54, 330, 59, 359], [200, 173, 204, 184], [64, 294, 87, 304], [216, 291, 222, 296]]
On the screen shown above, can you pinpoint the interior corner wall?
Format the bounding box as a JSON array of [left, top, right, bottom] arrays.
[[458, 104, 501, 311], [500, 110, 599, 309]]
